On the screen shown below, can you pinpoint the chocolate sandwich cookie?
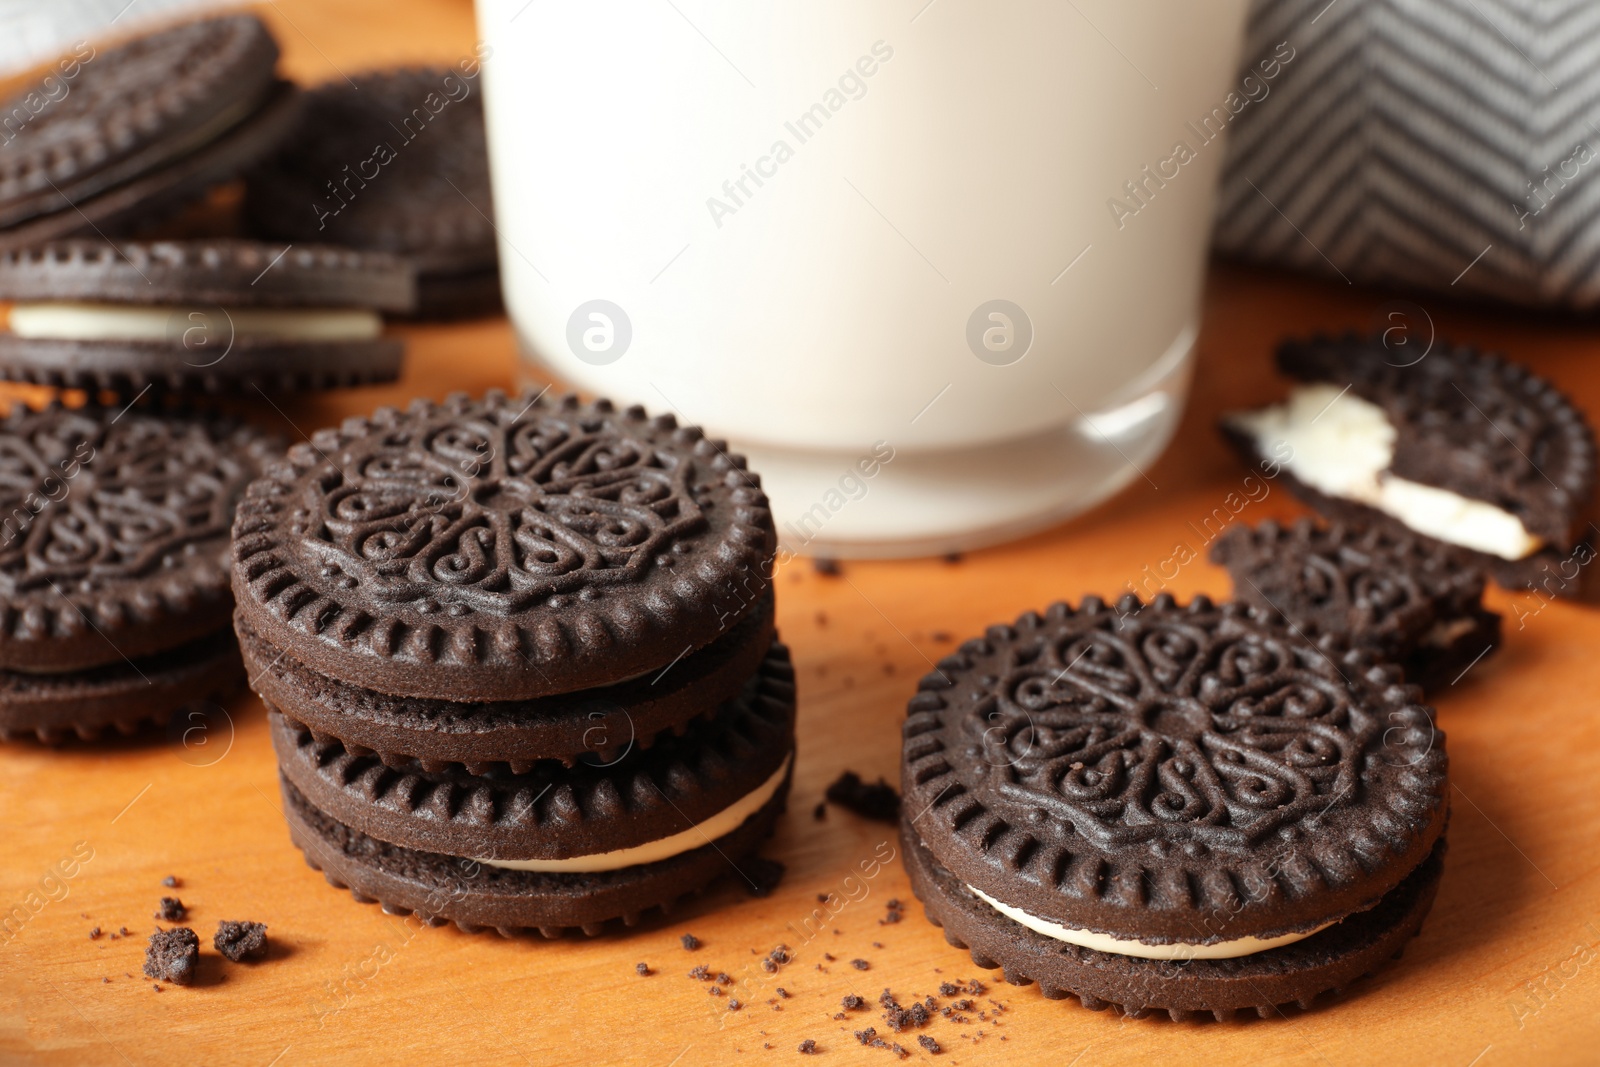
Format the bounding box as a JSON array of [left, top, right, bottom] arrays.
[[0, 241, 415, 394], [232, 391, 777, 703], [0, 402, 280, 741], [900, 595, 1448, 1018], [277, 643, 795, 934], [245, 67, 500, 319], [0, 15, 300, 250], [1222, 334, 1597, 596], [1212, 519, 1501, 692]]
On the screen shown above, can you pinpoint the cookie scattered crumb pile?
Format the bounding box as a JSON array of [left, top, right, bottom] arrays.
[[0, 405, 280, 744], [901, 596, 1448, 1019], [235, 391, 794, 935]]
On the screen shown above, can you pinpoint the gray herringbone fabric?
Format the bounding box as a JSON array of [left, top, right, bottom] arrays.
[[1214, 0, 1600, 308]]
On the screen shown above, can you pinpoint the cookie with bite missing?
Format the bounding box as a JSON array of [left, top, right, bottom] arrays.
[[0, 240, 415, 394], [900, 594, 1448, 1019], [1211, 518, 1500, 692], [1221, 334, 1596, 597]]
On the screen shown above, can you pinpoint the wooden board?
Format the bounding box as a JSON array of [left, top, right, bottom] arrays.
[[5, 2, 1600, 1063]]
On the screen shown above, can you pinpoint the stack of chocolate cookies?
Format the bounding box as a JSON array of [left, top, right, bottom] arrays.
[[232, 391, 794, 933]]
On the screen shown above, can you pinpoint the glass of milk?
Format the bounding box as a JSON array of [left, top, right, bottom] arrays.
[[476, 0, 1251, 557]]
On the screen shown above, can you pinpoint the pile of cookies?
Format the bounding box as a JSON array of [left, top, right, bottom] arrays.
[[899, 335, 1595, 1019], [0, 8, 505, 742], [230, 392, 794, 933]]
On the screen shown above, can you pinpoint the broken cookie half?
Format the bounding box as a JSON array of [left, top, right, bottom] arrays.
[[1221, 333, 1597, 598]]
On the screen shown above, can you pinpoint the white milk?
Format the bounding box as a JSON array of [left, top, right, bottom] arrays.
[[476, 0, 1251, 556]]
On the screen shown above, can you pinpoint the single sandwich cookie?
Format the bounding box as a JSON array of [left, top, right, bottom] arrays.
[[0, 15, 301, 250], [0, 241, 415, 394], [236, 591, 776, 770], [245, 67, 500, 319], [277, 643, 795, 934], [232, 391, 777, 703], [1211, 519, 1501, 692], [0, 402, 279, 740], [900, 595, 1448, 1018], [1221, 334, 1597, 596]]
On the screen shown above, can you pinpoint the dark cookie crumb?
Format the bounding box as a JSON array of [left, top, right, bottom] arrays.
[[716, 972, 733, 985], [798, 1040, 818, 1055], [152, 984, 161, 992], [842, 994, 866, 1010], [851, 958, 870, 971], [728, 999, 742, 1011], [161, 876, 180, 888], [761, 958, 777, 973], [636, 963, 651, 976], [709, 986, 723, 997], [776, 988, 790, 999], [689, 965, 711, 981], [812, 802, 827, 821], [823, 953, 835, 962], [769, 946, 791, 965], [681, 933, 702, 951], [812, 557, 841, 576], [745, 856, 786, 897], [855, 1028, 878, 1046], [824, 771, 900, 822], [213, 921, 267, 962], [143, 928, 199, 986], [154, 898, 186, 921], [88, 927, 101, 940], [880, 898, 904, 925]]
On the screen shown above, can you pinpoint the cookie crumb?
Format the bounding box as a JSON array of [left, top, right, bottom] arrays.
[[88, 927, 101, 940], [636, 962, 651, 976], [161, 876, 180, 888], [842, 994, 865, 1010], [851, 958, 869, 971], [798, 1039, 818, 1054], [143, 928, 198, 986], [824, 771, 900, 822], [716, 972, 733, 985], [689, 965, 711, 981], [213, 921, 267, 962], [681, 933, 701, 951], [931, 630, 953, 642], [728, 999, 742, 1011], [880, 899, 904, 925], [812, 557, 841, 576], [776, 987, 790, 998]]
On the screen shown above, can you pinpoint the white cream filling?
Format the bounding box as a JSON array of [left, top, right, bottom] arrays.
[[8, 302, 383, 342], [1228, 383, 1543, 561], [968, 884, 1333, 961], [474, 754, 790, 873]]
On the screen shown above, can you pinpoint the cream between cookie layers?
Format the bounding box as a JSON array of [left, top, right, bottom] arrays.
[[968, 884, 1335, 961], [8, 302, 382, 342], [474, 754, 791, 874], [1228, 382, 1542, 561]]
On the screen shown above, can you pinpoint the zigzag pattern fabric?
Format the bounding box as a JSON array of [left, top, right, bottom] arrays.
[[1214, 0, 1600, 308]]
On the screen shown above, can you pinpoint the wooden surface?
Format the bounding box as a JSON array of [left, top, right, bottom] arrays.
[[6, 2, 1600, 1064]]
